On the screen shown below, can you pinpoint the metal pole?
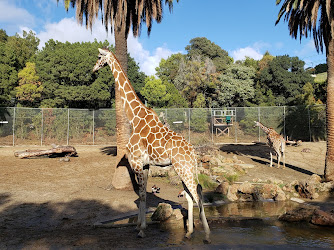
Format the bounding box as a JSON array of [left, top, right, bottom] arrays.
[[41, 108, 43, 146], [308, 106, 312, 141], [235, 107, 237, 143], [188, 108, 191, 143], [283, 106, 286, 139], [92, 110, 95, 145], [258, 107, 261, 142], [12, 107, 16, 146], [67, 109, 70, 145]]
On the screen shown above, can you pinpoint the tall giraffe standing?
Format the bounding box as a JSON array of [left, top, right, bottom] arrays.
[[93, 48, 210, 242], [254, 121, 286, 169]]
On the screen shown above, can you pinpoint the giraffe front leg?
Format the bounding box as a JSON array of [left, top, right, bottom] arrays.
[[133, 167, 148, 238], [270, 152, 273, 167]]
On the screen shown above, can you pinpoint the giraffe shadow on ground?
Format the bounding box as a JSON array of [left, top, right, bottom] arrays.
[[100, 146, 117, 156], [99, 147, 183, 209], [220, 143, 317, 177], [250, 158, 316, 176]]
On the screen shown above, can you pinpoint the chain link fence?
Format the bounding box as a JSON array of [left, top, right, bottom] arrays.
[[0, 105, 326, 146]]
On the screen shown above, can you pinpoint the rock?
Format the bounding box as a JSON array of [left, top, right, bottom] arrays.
[[275, 188, 286, 201], [172, 208, 184, 221], [279, 206, 316, 222], [296, 181, 315, 199], [215, 182, 229, 195], [261, 184, 286, 201], [151, 203, 173, 221], [311, 209, 334, 226], [201, 155, 212, 163], [318, 181, 334, 193], [226, 184, 239, 202], [307, 174, 322, 184], [238, 182, 253, 194], [290, 197, 305, 203]]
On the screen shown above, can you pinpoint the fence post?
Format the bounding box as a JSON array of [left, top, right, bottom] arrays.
[[258, 107, 261, 142], [41, 108, 43, 146], [12, 107, 16, 146], [283, 106, 286, 139], [235, 107, 237, 143], [67, 109, 70, 145], [93, 110, 95, 145], [308, 106, 312, 141], [188, 108, 191, 143]]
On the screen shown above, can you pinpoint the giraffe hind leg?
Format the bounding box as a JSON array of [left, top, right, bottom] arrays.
[[197, 184, 211, 244]]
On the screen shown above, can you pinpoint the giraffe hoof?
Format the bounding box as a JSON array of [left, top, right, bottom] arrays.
[[137, 230, 145, 238], [185, 232, 192, 239], [203, 237, 211, 244]]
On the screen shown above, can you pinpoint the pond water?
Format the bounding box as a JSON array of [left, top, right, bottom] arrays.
[[112, 201, 334, 248], [163, 201, 334, 248]]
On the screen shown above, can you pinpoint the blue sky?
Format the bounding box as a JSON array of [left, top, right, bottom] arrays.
[[0, 0, 327, 75]]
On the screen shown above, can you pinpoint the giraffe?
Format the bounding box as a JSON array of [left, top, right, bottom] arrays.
[[254, 121, 286, 169], [93, 48, 210, 242]]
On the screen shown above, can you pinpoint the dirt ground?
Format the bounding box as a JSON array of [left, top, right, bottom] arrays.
[[0, 142, 327, 249]]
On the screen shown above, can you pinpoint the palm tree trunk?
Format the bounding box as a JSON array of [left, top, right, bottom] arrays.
[[111, 26, 134, 190], [325, 38, 334, 181]]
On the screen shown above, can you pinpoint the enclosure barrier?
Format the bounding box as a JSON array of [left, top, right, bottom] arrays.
[[0, 105, 326, 146]]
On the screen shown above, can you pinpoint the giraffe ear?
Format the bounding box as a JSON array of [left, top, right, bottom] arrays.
[[98, 48, 108, 56]]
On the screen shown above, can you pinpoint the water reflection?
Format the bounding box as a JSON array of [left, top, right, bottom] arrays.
[[163, 201, 334, 248]]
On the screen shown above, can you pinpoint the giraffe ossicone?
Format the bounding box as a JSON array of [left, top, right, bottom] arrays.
[[254, 121, 286, 168], [93, 48, 211, 243]]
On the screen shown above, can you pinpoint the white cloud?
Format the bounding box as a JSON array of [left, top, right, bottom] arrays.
[[21, 17, 176, 75], [34, 17, 112, 50], [231, 46, 263, 62], [128, 36, 175, 76], [0, 0, 35, 33]]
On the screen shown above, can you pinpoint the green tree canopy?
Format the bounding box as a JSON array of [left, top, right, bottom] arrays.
[[185, 37, 233, 72], [214, 64, 256, 107], [258, 55, 313, 105]]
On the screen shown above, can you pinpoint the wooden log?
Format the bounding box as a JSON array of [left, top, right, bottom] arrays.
[[14, 145, 77, 159]]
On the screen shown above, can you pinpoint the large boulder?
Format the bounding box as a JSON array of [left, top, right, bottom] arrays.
[[215, 181, 229, 196], [261, 184, 286, 201], [151, 203, 173, 221], [279, 206, 317, 222], [311, 209, 334, 226], [226, 184, 239, 202]]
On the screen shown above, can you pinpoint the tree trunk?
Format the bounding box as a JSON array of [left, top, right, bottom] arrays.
[[111, 26, 135, 190], [325, 38, 334, 181]]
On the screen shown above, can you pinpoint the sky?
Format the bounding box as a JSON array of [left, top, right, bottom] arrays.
[[0, 0, 327, 76]]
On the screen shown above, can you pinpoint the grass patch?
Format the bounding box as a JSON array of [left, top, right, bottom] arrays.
[[224, 173, 239, 184], [197, 174, 218, 190]]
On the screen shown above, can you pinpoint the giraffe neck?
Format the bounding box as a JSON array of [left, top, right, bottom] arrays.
[[107, 55, 146, 125], [257, 122, 270, 134]]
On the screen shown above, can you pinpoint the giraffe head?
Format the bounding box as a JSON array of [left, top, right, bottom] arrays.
[[93, 48, 111, 72], [254, 121, 260, 128]]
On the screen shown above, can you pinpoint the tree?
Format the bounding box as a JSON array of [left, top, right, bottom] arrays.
[[0, 30, 39, 106], [257, 55, 313, 105], [59, 0, 178, 189], [16, 62, 43, 107], [214, 64, 256, 107], [140, 76, 171, 107], [276, 0, 334, 181], [185, 37, 233, 72]]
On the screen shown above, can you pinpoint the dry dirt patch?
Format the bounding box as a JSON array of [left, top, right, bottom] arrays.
[[0, 142, 327, 248]]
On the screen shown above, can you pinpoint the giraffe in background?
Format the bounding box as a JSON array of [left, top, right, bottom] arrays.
[[93, 48, 210, 242], [254, 121, 286, 168]]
